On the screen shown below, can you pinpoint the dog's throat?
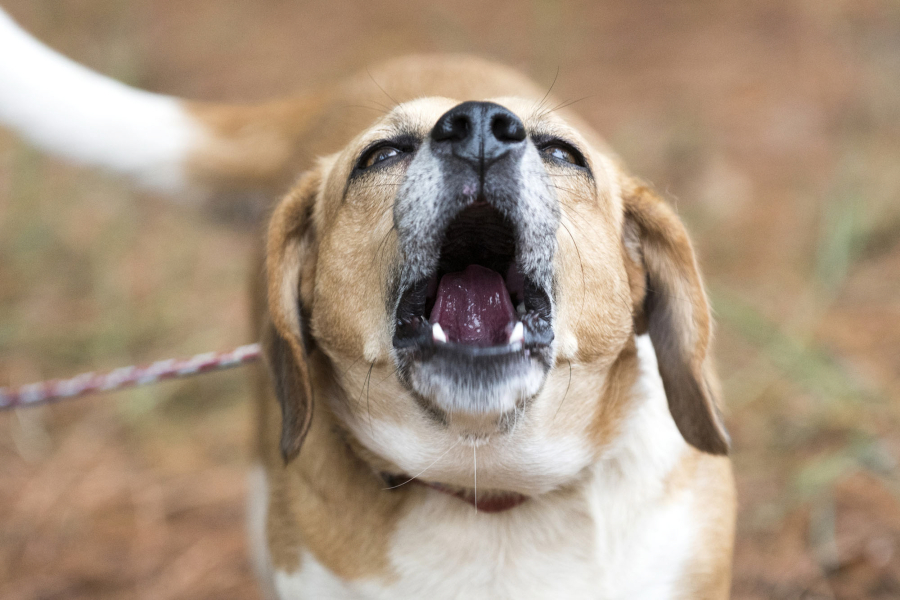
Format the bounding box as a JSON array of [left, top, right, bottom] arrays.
[[383, 472, 530, 513], [429, 265, 516, 346]]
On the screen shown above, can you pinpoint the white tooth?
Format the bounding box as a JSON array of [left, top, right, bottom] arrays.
[[517, 302, 526, 316], [509, 322, 524, 345], [432, 322, 447, 343]]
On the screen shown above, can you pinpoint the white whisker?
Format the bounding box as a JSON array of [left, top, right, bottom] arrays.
[[382, 437, 462, 490], [473, 443, 478, 513]]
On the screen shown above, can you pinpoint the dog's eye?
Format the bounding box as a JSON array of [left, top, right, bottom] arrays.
[[360, 145, 403, 169], [540, 144, 580, 166], [533, 137, 587, 169]]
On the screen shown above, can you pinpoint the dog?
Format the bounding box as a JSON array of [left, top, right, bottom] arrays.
[[0, 9, 735, 599]]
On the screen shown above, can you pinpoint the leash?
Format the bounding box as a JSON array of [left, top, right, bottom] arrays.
[[3, 345, 533, 513], [0, 344, 261, 410]]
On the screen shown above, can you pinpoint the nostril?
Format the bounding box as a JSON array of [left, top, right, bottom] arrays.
[[432, 113, 471, 143], [451, 116, 470, 140], [491, 113, 526, 143]]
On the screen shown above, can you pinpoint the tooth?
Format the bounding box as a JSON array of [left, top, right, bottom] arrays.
[[517, 302, 526, 316], [509, 322, 524, 345], [432, 322, 447, 343]]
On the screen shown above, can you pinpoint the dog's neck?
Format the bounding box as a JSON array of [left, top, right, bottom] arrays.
[[333, 417, 532, 513], [317, 336, 667, 516], [380, 472, 530, 513]]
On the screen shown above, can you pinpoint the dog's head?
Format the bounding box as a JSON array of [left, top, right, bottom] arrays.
[[264, 97, 728, 495]]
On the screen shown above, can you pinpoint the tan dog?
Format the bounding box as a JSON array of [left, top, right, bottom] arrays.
[[1, 10, 735, 599]]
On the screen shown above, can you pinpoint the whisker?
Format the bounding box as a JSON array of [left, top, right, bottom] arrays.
[[343, 103, 391, 116], [371, 223, 397, 268], [531, 65, 560, 118], [536, 94, 596, 120], [553, 359, 574, 421], [366, 361, 375, 434], [473, 443, 478, 514], [366, 67, 400, 109], [550, 184, 583, 195], [376, 365, 400, 385], [356, 361, 375, 436], [357, 182, 403, 188], [560, 219, 587, 324], [337, 355, 365, 382], [382, 437, 463, 490]]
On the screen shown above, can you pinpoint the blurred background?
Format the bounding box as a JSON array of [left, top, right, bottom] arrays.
[[1, 0, 899, 598]]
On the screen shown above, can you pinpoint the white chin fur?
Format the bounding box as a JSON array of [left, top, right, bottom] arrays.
[[410, 360, 546, 417]]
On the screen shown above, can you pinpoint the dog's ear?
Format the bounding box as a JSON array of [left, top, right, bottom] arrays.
[[621, 177, 730, 455], [264, 170, 321, 462]]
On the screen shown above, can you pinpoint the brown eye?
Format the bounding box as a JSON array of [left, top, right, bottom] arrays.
[[362, 145, 402, 169], [541, 144, 578, 165]]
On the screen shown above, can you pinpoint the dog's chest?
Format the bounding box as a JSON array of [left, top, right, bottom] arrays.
[[272, 473, 695, 600], [265, 337, 697, 600]]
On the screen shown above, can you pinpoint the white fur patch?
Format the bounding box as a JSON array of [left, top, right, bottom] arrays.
[[274, 552, 366, 600], [247, 465, 279, 600], [268, 336, 700, 599], [339, 405, 595, 496], [583, 334, 695, 599], [0, 9, 201, 192]]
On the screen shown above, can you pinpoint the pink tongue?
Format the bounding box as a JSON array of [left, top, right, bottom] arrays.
[[429, 265, 516, 346]]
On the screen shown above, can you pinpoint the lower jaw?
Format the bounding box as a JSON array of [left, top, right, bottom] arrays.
[[401, 347, 550, 418], [408, 381, 541, 437]]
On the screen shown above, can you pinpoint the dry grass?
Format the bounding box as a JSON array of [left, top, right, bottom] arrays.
[[1, 0, 899, 597]]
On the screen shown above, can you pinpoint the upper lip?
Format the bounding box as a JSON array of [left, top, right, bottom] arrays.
[[392, 202, 554, 357]]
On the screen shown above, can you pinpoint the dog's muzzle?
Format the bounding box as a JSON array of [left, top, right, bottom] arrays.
[[391, 101, 560, 420]]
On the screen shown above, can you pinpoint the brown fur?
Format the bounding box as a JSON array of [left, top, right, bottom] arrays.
[[621, 178, 730, 455], [186, 55, 544, 192], [588, 337, 639, 451], [204, 55, 737, 593], [262, 354, 415, 580], [676, 454, 737, 599]]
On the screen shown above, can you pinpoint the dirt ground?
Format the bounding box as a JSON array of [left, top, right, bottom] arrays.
[[1, 0, 899, 598]]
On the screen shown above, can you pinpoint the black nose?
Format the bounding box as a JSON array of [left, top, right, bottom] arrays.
[[430, 101, 526, 167]]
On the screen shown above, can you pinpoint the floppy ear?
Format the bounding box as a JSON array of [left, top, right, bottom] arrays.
[[264, 170, 321, 462], [621, 177, 730, 455]]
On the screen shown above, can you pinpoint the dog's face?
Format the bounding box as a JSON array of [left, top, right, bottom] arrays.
[[265, 97, 728, 495]]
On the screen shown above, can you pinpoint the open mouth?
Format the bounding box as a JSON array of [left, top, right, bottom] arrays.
[[393, 203, 553, 357]]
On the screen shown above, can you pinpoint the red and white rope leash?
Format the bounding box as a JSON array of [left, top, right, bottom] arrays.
[[0, 343, 261, 410]]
